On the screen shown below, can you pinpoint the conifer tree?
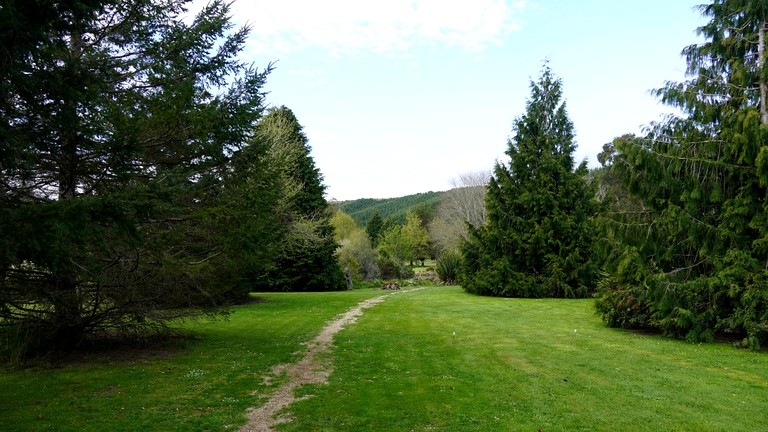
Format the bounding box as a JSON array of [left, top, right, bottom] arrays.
[[596, 0, 768, 347], [461, 65, 598, 298], [254, 107, 345, 292], [366, 212, 384, 247], [0, 0, 269, 351]]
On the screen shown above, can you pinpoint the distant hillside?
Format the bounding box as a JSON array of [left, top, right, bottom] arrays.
[[335, 191, 442, 227]]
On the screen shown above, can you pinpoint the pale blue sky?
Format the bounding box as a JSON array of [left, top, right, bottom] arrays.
[[214, 0, 707, 200]]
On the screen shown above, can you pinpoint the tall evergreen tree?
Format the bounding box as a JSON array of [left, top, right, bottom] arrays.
[[254, 106, 345, 292], [596, 0, 768, 347], [0, 0, 269, 352], [461, 65, 598, 298], [205, 131, 285, 301], [365, 212, 384, 247]]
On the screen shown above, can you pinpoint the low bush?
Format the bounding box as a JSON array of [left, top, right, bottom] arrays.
[[435, 250, 462, 284]]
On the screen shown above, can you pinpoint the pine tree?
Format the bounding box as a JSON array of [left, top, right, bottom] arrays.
[[596, 0, 768, 347], [365, 212, 384, 247], [461, 65, 598, 298], [254, 107, 345, 292], [0, 0, 269, 352], [206, 130, 285, 301]]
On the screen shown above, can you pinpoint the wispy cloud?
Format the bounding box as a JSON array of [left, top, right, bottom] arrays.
[[229, 0, 527, 57]]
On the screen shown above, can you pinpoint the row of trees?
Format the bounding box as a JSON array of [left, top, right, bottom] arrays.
[[336, 191, 441, 228], [0, 0, 343, 355], [5, 0, 764, 354], [448, 0, 767, 347], [331, 168, 490, 285], [332, 209, 430, 281]]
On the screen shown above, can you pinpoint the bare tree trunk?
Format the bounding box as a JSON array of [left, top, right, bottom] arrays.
[[760, 22, 768, 125], [58, 27, 83, 201]]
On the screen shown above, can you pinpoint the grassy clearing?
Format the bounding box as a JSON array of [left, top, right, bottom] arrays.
[[2, 286, 767, 431], [0, 290, 382, 432], [280, 286, 768, 432]]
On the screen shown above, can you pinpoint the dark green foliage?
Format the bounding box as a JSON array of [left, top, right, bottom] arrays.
[[411, 202, 437, 227], [365, 212, 384, 247], [250, 107, 346, 292], [376, 256, 414, 280], [380, 215, 400, 234], [436, 250, 462, 285], [0, 0, 269, 354], [337, 191, 441, 227], [204, 136, 285, 300], [460, 65, 599, 298], [596, 0, 768, 347]]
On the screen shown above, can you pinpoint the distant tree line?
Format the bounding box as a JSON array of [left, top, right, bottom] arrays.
[[332, 208, 431, 281], [335, 192, 440, 227]]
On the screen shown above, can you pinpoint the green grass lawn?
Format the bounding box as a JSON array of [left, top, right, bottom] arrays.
[[280, 287, 768, 432], [0, 290, 383, 432], [2, 286, 767, 431]]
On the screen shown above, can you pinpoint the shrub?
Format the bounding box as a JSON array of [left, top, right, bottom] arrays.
[[337, 231, 380, 281], [436, 250, 462, 285], [376, 255, 413, 280]]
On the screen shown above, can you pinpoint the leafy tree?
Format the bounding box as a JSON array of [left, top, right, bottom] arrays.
[[253, 106, 345, 292], [402, 211, 430, 265], [411, 203, 436, 228], [336, 231, 381, 281], [331, 210, 380, 281], [365, 212, 384, 247], [331, 210, 359, 242], [380, 215, 400, 237], [429, 171, 489, 255], [376, 224, 413, 279], [596, 0, 768, 347], [0, 0, 269, 353], [460, 65, 599, 298]]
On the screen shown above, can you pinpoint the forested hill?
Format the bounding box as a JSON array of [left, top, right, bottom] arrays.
[[334, 191, 442, 226]]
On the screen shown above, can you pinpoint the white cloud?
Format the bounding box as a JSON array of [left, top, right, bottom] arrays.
[[229, 0, 526, 56], [285, 67, 328, 88]]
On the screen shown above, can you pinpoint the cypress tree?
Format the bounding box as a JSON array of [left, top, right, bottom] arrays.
[[596, 0, 768, 347], [461, 65, 598, 298], [254, 107, 346, 292], [366, 212, 384, 247]]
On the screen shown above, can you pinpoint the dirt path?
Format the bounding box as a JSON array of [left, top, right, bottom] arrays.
[[239, 289, 420, 432]]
